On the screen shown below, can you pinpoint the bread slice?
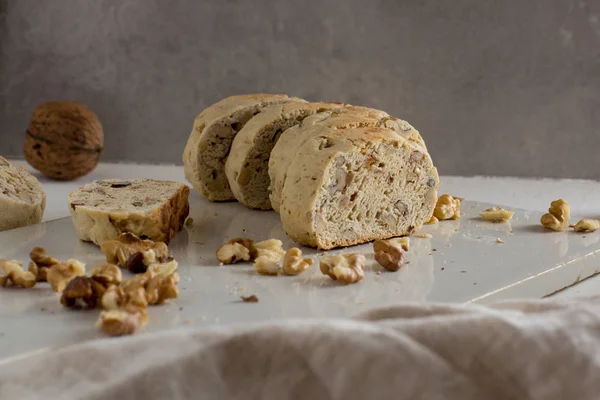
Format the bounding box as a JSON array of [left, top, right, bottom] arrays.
[[182, 94, 302, 202], [225, 101, 345, 210], [269, 106, 424, 213], [0, 157, 46, 232], [279, 127, 439, 250], [68, 179, 189, 245]]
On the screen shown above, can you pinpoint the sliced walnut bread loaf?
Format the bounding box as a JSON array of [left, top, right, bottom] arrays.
[[183, 94, 302, 202], [269, 106, 425, 213], [225, 101, 345, 210], [279, 127, 439, 250], [0, 157, 46, 232], [68, 179, 189, 245]]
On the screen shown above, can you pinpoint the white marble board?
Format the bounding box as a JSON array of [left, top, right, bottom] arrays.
[[0, 195, 599, 361]]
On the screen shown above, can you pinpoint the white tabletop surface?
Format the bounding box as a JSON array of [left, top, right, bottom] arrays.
[[7, 159, 600, 299]]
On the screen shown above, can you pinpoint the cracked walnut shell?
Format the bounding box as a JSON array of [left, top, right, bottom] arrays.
[[0, 259, 36, 288], [319, 254, 366, 284]]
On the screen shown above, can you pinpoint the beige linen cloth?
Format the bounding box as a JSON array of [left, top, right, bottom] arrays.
[[2, 296, 600, 399]]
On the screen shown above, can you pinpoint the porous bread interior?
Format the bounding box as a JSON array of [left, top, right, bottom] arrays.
[[195, 108, 259, 200], [280, 131, 438, 250], [68, 179, 186, 213], [232, 103, 343, 210]]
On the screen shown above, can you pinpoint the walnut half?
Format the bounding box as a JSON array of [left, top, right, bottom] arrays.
[[373, 239, 406, 272], [216, 238, 257, 264], [319, 254, 366, 284], [96, 310, 144, 336], [28, 247, 61, 282], [540, 199, 570, 232], [573, 218, 600, 233], [433, 194, 462, 221], [282, 248, 313, 276], [46, 259, 86, 292], [0, 259, 36, 288], [100, 233, 169, 267]]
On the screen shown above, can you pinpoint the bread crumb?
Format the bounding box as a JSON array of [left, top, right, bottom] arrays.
[[240, 294, 259, 303], [376, 271, 381, 275], [196, 242, 204, 246], [185, 318, 193, 324], [213, 212, 218, 217], [460, 270, 467, 273], [496, 238, 505, 244], [415, 233, 432, 239]]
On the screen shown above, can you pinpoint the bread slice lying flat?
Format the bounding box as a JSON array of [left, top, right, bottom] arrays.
[[269, 106, 425, 213], [0, 157, 46, 232], [225, 101, 345, 210], [68, 179, 189, 245], [183, 94, 302, 202], [279, 127, 439, 250]]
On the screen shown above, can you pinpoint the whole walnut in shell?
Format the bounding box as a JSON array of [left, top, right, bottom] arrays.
[[24, 101, 103, 180]]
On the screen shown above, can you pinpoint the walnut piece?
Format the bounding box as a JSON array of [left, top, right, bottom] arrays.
[[147, 259, 179, 277], [479, 207, 514, 223], [100, 233, 168, 267], [255, 239, 286, 261], [60, 276, 105, 308], [540, 199, 570, 232], [426, 215, 439, 225], [433, 194, 462, 221], [373, 239, 407, 272], [102, 285, 148, 316], [96, 310, 144, 336], [216, 238, 256, 264], [253, 256, 281, 275], [28, 247, 61, 282], [573, 218, 600, 233], [240, 294, 259, 303], [46, 259, 86, 292], [145, 272, 180, 305], [319, 254, 366, 284], [126, 249, 174, 274], [90, 263, 122, 286], [282, 248, 313, 275], [0, 259, 36, 288]]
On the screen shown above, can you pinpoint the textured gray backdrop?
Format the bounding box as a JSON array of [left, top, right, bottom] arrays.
[[1, 0, 599, 178]]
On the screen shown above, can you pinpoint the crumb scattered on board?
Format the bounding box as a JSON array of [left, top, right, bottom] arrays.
[[460, 270, 467, 273], [416, 233, 432, 239], [240, 295, 259, 303], [496, 238, 504, 244], [185, 318, 193, 324]]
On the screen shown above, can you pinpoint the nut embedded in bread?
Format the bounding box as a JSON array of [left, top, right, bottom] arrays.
[[182, 94, 302, 202], [0, 156, 46, 232], [268, 105, 425, 213], [279, 127, 439, 250], [68, 179, 189, 245]]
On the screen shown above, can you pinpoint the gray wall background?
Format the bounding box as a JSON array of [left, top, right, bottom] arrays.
[[0, 0, 599, 179]]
